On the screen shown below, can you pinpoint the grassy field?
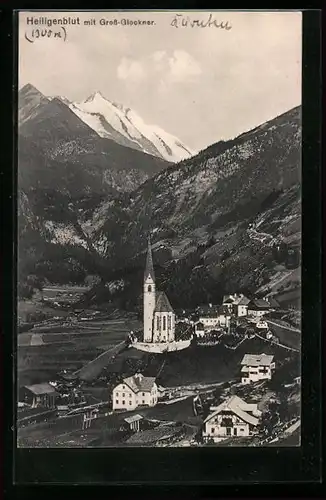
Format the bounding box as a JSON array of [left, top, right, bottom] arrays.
[[17, 318, 140, 386], [147, 337, 298, 388], [268, 323, 301, 350], [273, 288, 301, 309]]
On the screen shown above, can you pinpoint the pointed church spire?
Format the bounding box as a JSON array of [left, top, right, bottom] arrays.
[[144, 234, 155, 281]]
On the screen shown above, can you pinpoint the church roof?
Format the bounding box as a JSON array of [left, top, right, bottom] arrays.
[[144, 236, 155, 281], [154, 291, 174, 313]]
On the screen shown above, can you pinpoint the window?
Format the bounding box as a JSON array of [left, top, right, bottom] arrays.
[[211, 427, 215, 433], [226, 427, 231, 436], [129, 393, 132, 398], [142, 392, 145, 396], [148, 285, 152, 292], [116, 400, 118, 404], [157, 316, 160, 330], [129, 401, 132, 405], [233, 428, 237, 436], [122, 401, 125, 405], [168, 316, 171, 329], [163, 316, 166, 330], [122, 393, 125, 397], [142, 400, 145, 404]]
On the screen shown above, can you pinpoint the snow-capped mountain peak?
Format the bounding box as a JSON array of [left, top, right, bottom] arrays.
[[67, 91, 194, 163]]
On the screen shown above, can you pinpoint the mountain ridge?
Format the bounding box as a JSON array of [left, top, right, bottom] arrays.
[[67, 90, 194, 162], [18, 104, 301, 309]]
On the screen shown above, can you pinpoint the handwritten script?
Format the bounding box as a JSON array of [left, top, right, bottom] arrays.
[[171, 13, 232, 30], [25, 26, 67, 43]]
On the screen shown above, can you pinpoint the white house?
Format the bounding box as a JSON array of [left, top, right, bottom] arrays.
[[234, 296, 250, 317], [112, 373, 158, 411], [222, 294, 250, 317], [203, 395, 262, 442], [247, 299, 271, 317], [240, 353, 275, 384], [222, 295, 236, 312], [198, 305, 231, 330]]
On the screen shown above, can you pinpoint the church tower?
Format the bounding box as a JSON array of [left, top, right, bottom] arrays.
[[143, 236, 156, 342]]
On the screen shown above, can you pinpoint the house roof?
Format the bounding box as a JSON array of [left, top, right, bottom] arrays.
[[218, 305, 230, 315], [248, 299, 271, 309], [124, 414, 144, 424], [241, 353, 274, 366], [237, 296, 250, 306], [154, 291, 174, 313], [266, 297, 280, 308], [204, 395, 259, 426], [24, 383, 57, 395], [122, 374, 156, 394], [199, 310, 218, 318], [196, 322, 205, 329]]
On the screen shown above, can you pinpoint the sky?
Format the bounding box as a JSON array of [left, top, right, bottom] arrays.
[[19, 10, 302, 152]]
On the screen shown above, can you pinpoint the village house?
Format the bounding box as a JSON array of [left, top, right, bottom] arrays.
[[176, 309, 196, 324], [256, 320, 269, 330], [203, 395, 262, 442], [265, 296, 280, 310], [198, 304, 231, 330], [247, 298, 272, 317], [222, 294, 236, 312], [112, 373, 158, 411], [234, 296, 250, 316], [20, 383, 57, 409], [222, 294, 250, 317], [240, 353, 275, 384], [194, 322, 205, 337]]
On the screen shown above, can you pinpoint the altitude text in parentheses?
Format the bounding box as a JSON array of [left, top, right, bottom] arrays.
[[24, 26, 67, 43]]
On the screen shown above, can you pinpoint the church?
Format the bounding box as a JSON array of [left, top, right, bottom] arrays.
[[143, 238, 176, 343]]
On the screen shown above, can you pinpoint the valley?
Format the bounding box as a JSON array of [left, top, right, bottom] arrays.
[[17, 86, 301, 449]]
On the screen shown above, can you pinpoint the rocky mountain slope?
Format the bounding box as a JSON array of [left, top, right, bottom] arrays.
[[19, 104, 301, 309], [18, 84, 170, 290], [83, 105, 301, 309], [66, 91, 194, 162]]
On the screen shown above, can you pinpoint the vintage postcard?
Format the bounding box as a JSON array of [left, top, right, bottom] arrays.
[[17, 10, 302, 448]]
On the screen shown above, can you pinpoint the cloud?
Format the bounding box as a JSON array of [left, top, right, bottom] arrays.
[[117, 50, 201, 90], [166, 50, 202, 83], [117, 57, 146, 83]]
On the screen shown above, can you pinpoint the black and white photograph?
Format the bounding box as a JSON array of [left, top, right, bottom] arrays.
[[17, 10, 302, 449]]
